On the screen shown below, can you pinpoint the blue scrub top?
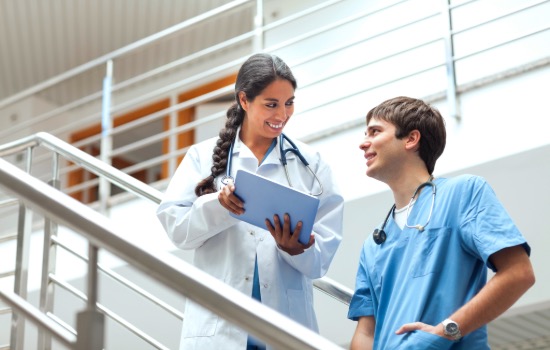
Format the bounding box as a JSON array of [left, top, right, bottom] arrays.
[[348, 175, 530, 350]]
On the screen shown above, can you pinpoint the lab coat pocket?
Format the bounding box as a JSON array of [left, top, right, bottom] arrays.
[[411, 227, 451, 278], [181, 300, 219, 338], [287, 289, 311, 327]]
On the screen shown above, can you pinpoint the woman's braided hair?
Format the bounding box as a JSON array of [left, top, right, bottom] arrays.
[[194, 53, 297, 196]]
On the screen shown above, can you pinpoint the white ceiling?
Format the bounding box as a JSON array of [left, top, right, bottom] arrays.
[[0, 0, 255, 105]]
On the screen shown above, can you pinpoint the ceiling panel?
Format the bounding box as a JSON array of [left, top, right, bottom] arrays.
[[0, 0, 253, 105]]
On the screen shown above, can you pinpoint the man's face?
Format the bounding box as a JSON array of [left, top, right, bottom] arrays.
[[359, 117, 407, 181]]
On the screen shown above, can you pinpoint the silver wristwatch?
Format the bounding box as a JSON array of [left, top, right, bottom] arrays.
[[442, 319, 462, 340]]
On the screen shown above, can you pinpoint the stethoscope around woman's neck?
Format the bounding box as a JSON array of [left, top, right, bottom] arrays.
[[220, 133, 324, 196], [372, 176, 436, 245]]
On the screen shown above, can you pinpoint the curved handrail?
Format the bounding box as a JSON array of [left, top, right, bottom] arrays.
[[0, 132, 163, 204], [0, 132, 353, 306], [0, 156, 344, 350]]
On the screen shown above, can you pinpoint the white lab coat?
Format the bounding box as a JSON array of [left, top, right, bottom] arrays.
[[156, 134, 344, 350]]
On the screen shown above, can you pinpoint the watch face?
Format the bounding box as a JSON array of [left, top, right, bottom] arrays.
[[446, 322, 459, 335]]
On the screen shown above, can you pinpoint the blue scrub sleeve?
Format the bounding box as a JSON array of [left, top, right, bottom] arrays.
[[348, 243, 375, 320], [459, 177, 530, 272]]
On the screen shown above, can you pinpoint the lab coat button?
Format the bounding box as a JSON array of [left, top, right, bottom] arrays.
[[249, 230, 255, 235], [245, 277, 250, 281], [263, 283, 268, 288]]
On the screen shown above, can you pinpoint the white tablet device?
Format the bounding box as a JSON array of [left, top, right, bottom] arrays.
[[229, 169, 320, 245]]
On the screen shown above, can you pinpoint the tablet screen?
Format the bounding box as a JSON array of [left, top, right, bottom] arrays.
[[229, 169, 320, 244]]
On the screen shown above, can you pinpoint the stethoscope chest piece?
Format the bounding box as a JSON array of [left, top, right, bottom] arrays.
[[372, 228, 387, 245], [372, 204, 394, 245], [220, 175, 234, 186]]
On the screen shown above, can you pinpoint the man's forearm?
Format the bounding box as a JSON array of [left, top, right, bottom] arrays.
[[447, 246, 535, 336]]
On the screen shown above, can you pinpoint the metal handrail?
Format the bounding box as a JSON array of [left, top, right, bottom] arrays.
[[451, 0, 548, 35], [49, 275, 170, 349], [52, 235, 184, 320], [0, 132, 163, 204], [0, 290, 76, 348], [0, 132, 351, 348], [0, 234, 16, 244], [0, 132, 354, 306], [0, 271, 14, 279], [0, 157, 344, 350]]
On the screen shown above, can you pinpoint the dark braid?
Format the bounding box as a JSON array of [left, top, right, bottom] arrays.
[[194, 53, 297, 197], [195, 104, 244, 196]]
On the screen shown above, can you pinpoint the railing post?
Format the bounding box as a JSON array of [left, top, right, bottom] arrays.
[[99, 60, 114, 215], [168, 94, 178, 178], [254, 0, 264, 51], [11, 146, 34, 350], [441, 0, 460, 120], [38, 152, 61, 350], [76, 245, 104, 350]]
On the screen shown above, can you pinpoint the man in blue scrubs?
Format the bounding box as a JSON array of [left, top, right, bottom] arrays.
[[348, 96, 535, 349]]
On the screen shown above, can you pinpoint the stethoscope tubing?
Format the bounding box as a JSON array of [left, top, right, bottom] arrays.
[[221, 133, 323, 196], [220, 140, 236, 185], [405, 181, 436, 232], [373, 179, 436, 245]]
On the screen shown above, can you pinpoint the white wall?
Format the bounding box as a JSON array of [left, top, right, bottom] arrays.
[[310, 64, 550, 201]]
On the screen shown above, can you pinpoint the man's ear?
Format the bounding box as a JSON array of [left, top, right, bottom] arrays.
[[405, 130, 421, 151], [238, 92, 248, 112]]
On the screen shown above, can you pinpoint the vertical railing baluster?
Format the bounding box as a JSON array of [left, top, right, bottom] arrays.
[[254, 0, 264, 52], [38, 152, 61, 350], [168, 94, 178, 178], [99, 60, 114, 215], [75, 245, 104, 350], [441, 0, 460, 120], [11, 146, 34, 350]]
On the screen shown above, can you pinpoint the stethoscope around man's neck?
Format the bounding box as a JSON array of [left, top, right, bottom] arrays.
[[372, 176, 437, 245], [220, 133, 324, 196]]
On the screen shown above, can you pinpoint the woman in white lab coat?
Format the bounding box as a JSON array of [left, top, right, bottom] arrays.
[[156, 53, 344, 350]]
